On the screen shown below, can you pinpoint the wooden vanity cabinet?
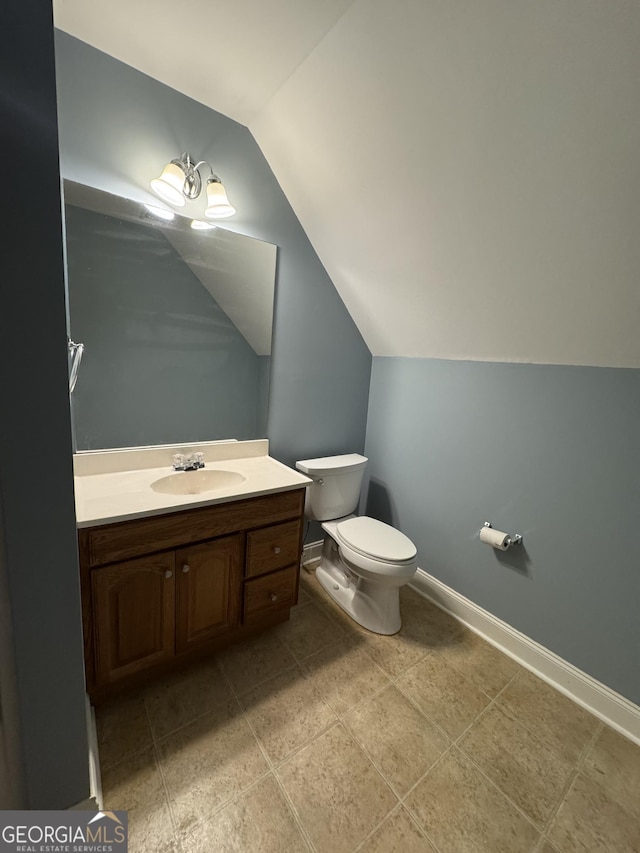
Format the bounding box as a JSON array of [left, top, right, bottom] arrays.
[[79, 489, 305, 701]]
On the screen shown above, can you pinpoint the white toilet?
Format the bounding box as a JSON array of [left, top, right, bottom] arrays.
[[295, 453, 417, 635]]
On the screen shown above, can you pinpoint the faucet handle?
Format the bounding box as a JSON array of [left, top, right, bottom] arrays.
[[194, 452, 205, 468], [172, 453, 186, 471]]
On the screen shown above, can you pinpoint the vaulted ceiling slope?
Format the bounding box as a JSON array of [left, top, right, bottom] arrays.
[[55, 0, 640, 367]]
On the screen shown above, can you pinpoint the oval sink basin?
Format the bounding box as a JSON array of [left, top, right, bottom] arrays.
[[151, 469, 246, 496]]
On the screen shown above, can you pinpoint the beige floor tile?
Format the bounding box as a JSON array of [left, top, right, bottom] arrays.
[[399, 586, 466, 650], [156, 699, 269, 833], [496, 669, 599, 765], [459, 704, 573, 827], [405, 747, 539, 853], [357, 629, 428, 678], [217, 629, 297, 695], [362, 806, 438, 853], [548, 771, 640, 853], [277, 723, 397, 853], [344, 685, 449, 796], [183, 774, 310, 852], [101, 746, 177, 853], [432, 629, 520, 697], [538, 842, 561, 853], [405, 748, 539, 853], [144, 657, 234, 740], [239, 665, 337, 763], [582, 725, 640, 821], [95, 692, 152, 770], [395, 653, 491, 738], [301, 638, 390, 716], [276, 600, 346, 661]]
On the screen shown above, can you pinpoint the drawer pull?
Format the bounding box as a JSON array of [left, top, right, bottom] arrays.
[[270, 593, 278, 602], [182, 564, 191, 574], [272, 546, 281, 554], [164, 570, 173, 579]]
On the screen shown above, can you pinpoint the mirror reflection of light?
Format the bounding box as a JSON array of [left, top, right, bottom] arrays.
[[144, 203, 175, 221], [190, 220, 217, 231]]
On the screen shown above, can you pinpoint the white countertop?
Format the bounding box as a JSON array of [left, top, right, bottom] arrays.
[[73, 440, 311, 528]]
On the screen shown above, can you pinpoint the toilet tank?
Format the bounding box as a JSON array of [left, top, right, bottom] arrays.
[[295, 454, 368, 521]]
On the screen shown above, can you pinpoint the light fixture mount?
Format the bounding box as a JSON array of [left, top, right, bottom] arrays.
[[175, 153, 202, 199], [151, 152, 236, 218]]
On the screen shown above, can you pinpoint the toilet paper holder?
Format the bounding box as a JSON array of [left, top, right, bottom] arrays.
[[482, 521, 522, 549]]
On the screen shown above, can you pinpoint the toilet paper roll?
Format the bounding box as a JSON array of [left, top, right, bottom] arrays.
[[479, 526, 510, 551]]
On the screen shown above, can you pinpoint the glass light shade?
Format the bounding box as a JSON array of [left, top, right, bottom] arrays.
[[204, 180, 236, 219], [150, 162, 187, 207]]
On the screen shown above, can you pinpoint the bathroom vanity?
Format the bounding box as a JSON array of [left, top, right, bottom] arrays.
[[74, 441, 309, 702]]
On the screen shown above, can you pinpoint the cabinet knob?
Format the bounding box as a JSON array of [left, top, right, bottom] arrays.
[[164, 570, 173, 579], [270, 593, 278, 602], [182, 564, 191, 574], [272, 546, 281, 555]]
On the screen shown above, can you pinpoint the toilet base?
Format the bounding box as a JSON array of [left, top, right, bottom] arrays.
[[315, 560, 401, 635]]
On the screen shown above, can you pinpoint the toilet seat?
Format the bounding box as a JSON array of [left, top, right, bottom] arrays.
[[335, 516, 417, 564]]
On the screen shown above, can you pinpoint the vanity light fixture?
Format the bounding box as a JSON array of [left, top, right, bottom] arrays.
[[151, 152, 236, 218]]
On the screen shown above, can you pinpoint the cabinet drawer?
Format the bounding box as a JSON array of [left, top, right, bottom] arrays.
[[246, 520, 302, 578], [81, 489, 304, 567], [244, 565, 298, 621]]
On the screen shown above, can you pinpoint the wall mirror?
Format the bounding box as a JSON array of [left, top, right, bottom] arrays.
[[63, 180, 277, 450]]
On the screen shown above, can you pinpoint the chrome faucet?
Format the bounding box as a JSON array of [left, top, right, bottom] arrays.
[[172, 452, 205, 471]]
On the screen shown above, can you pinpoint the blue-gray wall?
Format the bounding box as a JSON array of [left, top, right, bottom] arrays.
[[54, 31, 372, 467], [66, 205, 264, 449], [364, 358, 640, 705], [0, 0, 89, 808]]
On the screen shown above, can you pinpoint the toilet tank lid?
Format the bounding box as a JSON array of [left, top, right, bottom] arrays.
[[336, 516, 417, 562], [296, 453, 368, 476]]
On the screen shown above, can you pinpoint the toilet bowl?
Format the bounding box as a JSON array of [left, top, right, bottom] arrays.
[[295, 454, 417, 635]]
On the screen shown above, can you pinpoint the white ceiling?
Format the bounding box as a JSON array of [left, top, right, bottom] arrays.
[[53, 0, 356, 126], [54, 0, 640, 368]]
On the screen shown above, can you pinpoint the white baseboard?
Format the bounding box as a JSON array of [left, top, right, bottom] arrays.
[[86, 696, 103, 810], [302, 540, 323, 565], [410, 568, 640, 746]]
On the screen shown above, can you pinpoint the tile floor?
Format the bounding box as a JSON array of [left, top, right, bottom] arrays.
[[96, 563, 640, 853]]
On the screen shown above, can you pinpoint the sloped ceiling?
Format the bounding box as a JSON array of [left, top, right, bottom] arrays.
[[54, 0, 640, 367]]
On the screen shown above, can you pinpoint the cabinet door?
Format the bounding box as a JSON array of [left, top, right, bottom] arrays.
[[92, 552, 175, 685], [175, 534, 243, 653]]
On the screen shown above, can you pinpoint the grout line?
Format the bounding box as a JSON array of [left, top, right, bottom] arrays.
[[351, 803, 407, 853], [146, 691, 243, 746], [454, 740, 551, 838], [538, 719, 605, 841], [446, 688, 560, 837], [399, 743, 454, 804], [151, 663, 274, 841], [220, 657, 319, 851], [269, 766, 318, 853], [328, 722, 402, 846], [393, 688, 543, 841], [142, 695, 181, 844], [217, 657, 276, 772]]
